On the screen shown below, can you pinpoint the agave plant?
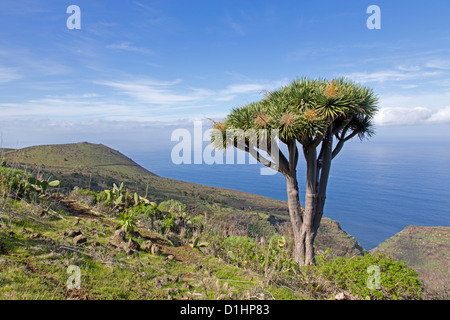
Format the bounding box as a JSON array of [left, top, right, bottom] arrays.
[[116, 209, 137, 233]]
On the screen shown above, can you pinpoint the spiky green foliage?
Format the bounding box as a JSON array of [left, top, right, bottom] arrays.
[[212, 77, 378, 151]]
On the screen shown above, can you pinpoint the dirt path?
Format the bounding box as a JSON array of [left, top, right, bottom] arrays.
[[51, 194, 104, 219]]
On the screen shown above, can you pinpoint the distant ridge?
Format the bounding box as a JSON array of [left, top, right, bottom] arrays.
[[371, 225, 450, 299], [4, 142, 157, 177]]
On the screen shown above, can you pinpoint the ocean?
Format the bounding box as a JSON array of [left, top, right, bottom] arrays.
[[129, 138, 450, 250]]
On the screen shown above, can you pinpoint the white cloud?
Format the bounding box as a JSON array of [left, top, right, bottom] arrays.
[[96, 79, 201, 105], [346, 69, 440, 84], [96, 77, 287, 107], [221, 83, 272, 95], [106, 41, 153, 55], [224, 17, 245, 36], [374, 106, 450, 126], [425, 59, 450, 70], [426, 106, 450, 124], [0, 67, 21, 83]]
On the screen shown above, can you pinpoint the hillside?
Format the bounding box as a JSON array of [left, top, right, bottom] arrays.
[[4, 142, 156, 179], [1, 142, 364, 257], [371, 225, 450, 299], [0, 169, 422, 300], [0, 148, 15, 154]]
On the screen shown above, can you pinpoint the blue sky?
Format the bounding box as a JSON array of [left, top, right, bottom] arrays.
[[1, 0, 450, 152]]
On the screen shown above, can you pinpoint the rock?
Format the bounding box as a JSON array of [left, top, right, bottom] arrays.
[[28, 233, 42, 239], [89, 241, 101, 248], [259, 236, 266, 247], [142, 240, 153, 252], [66, 229, 82, 237], [39, 210, 48, 217], [106, 241, 117, 249], [150, 244, 161, 255], [113, 230, 126, 245], [335, 292, 346, 300], [228, 292, 237, 300], [126, 238, 140, 252], [182, 282, 191, 290], [73, 217, 81, 226], [164, 254, 175, 262], [172, 287, 180, 294], [73, 235, 87, 245], [171, 275, 179, 284], [153, 276, 168, 289]]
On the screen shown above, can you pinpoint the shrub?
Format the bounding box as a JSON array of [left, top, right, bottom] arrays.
[[133, 203, 158, 217], [162, 212, 176, 234], [0, 167, 56, 200], [223, 235, 298, 277], [308, 252, 423, 300], [0, 167, 31, 198], [247, 216, 276, 239], [159, 199, 186, 215]]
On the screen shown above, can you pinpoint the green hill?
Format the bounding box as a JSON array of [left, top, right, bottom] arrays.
[[4, 142, 157, 178]]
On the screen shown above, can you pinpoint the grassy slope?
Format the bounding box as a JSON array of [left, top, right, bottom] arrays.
[[370, 225, 450, 299], [0, 199, 291, 300], [0, 148, 15, 154]]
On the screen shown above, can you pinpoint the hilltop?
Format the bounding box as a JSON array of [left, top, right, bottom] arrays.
[[4, 142, 156, 179]]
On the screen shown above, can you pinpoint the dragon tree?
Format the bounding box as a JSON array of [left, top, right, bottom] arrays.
[[211, 77, 378, 265]]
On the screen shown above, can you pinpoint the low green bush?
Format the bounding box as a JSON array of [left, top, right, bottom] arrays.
[[308, 251, 423, 300], [0, 167, 31, 198], [223, 235, 298, 276]]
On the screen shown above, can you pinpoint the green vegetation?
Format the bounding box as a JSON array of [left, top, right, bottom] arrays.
[[0, 143, 434, 300], [305, 251, 422, 300]]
